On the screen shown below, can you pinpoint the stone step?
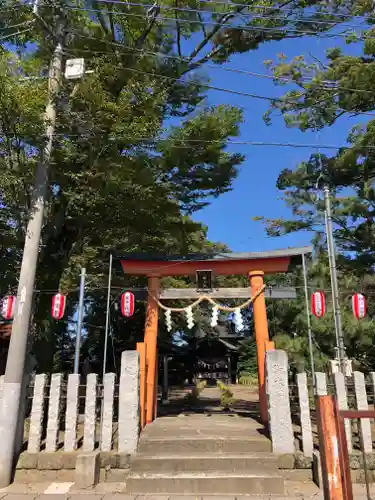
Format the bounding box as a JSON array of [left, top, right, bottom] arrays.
[[138, 436, 271, 454], [141, 426, 265, 439], [131, 452, 278, 473], [144, 415, 262, 428], [126, 471, 285, 495]]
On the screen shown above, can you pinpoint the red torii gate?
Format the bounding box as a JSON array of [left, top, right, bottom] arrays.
[[119, 246, 312, 426]]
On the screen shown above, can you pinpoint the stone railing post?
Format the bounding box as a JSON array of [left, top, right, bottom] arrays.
[[265, 349, 294, 453], [28, 374, 47, 453], [353, 371, 372, 453], [333, 372, 352, 453], [118, 351, 140, 453], [64, 374, 80, 451], [315, 372, 328, 396], [296, 372, 313, 457], [83, 373, 97, 452], [100, 373, 115, 452], [45, 374, 63, 452]]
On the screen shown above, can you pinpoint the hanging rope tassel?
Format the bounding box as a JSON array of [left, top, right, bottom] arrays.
[[233, 307, 244, 332], [165, 309, 172, 332], [210, 305, 219, 327], [186, 306, 194, 329]]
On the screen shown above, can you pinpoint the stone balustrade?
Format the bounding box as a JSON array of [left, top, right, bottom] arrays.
[[1, 347, 374, 460], [0, 350, 140, 454], [266, 349, 375, 457]]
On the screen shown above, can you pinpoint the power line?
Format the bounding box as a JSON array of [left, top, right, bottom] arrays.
[[15, 39, 309, 104], [65, 35, 375, 101], [94, 0, 375, 22], [7, 4, 375, 103], [6, 24, 375, 103], [123, 66, 284, 101], [66, 0, 369, 30], [68, 63, 347, 109], [44, 134, 375, 151], [4, 1, 374, 42], [198, 0, 374, 22], [3, 283, 375, 295], [64, 6, 370, 40], [1, 124, 373, 152], [9, 0, 374, 29], [62, 47, 333, 104], [9, 3, 372, 107]]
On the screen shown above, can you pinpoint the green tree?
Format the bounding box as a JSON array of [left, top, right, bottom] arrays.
[[247, 6, 375, 371], [237, 338, 257, 377], [258, 16, 375, 272], [0, 0, 365, 371]]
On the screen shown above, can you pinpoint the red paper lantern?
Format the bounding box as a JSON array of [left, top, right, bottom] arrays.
[[1, 296, 16, 320], [352, 293, 366, 320], [121, 291, 135, 317], [311, 291, 325, 318], [52, 293, 66, 320]]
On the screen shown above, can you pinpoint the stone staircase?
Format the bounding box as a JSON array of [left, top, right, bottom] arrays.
[[126, 413, 285, 495]]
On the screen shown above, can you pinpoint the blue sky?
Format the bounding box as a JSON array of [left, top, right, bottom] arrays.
[[188, 34, 366, 252]]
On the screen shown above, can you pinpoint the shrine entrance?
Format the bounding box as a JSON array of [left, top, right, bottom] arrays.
[[119, 247, 312, 427]]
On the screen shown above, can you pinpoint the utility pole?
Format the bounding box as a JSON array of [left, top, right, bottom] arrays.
[[100, 254, 113, 439], [102, 254, 113, 381], [301, 253, 315, 388], [0, 20, 64, 487], [324, 186, 346, 372], [74, 268, 86, 374]]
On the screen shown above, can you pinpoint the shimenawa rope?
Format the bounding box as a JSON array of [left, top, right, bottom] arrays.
[[154, 284, 266, 313]]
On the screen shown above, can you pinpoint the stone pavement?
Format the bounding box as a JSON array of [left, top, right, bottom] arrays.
[[0, 481, 374, 499]]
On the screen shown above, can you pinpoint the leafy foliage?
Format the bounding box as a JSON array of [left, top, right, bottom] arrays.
[[237, 338, 257, 377], [242, 4, 375, 373], [0, 0, 367, 372], [217, 380, 235, 407], [259, 12, 375, 271]]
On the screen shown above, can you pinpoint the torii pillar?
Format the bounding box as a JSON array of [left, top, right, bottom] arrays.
[[250, 271, 270, 424], [144, 276, 159, 424]]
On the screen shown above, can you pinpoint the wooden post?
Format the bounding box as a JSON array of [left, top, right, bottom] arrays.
[[249, 271, 269, 424], [315, 395, 352, 500], [144, 276, 159, 424], [136, 342, 147, 429]]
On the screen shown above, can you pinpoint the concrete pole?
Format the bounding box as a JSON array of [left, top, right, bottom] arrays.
[[100, 254, 113, 438], [324, 186, 346, 371], [102, 254, 113, 380], [0, 32, 64, 487], [74, 268, 86, 374]]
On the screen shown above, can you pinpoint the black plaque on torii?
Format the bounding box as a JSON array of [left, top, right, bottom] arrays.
[[196, 269, 214, 291]]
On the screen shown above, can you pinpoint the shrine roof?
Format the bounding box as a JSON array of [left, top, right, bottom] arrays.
[[116, 246, 313, 276], [117, 246, 312, 263]]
